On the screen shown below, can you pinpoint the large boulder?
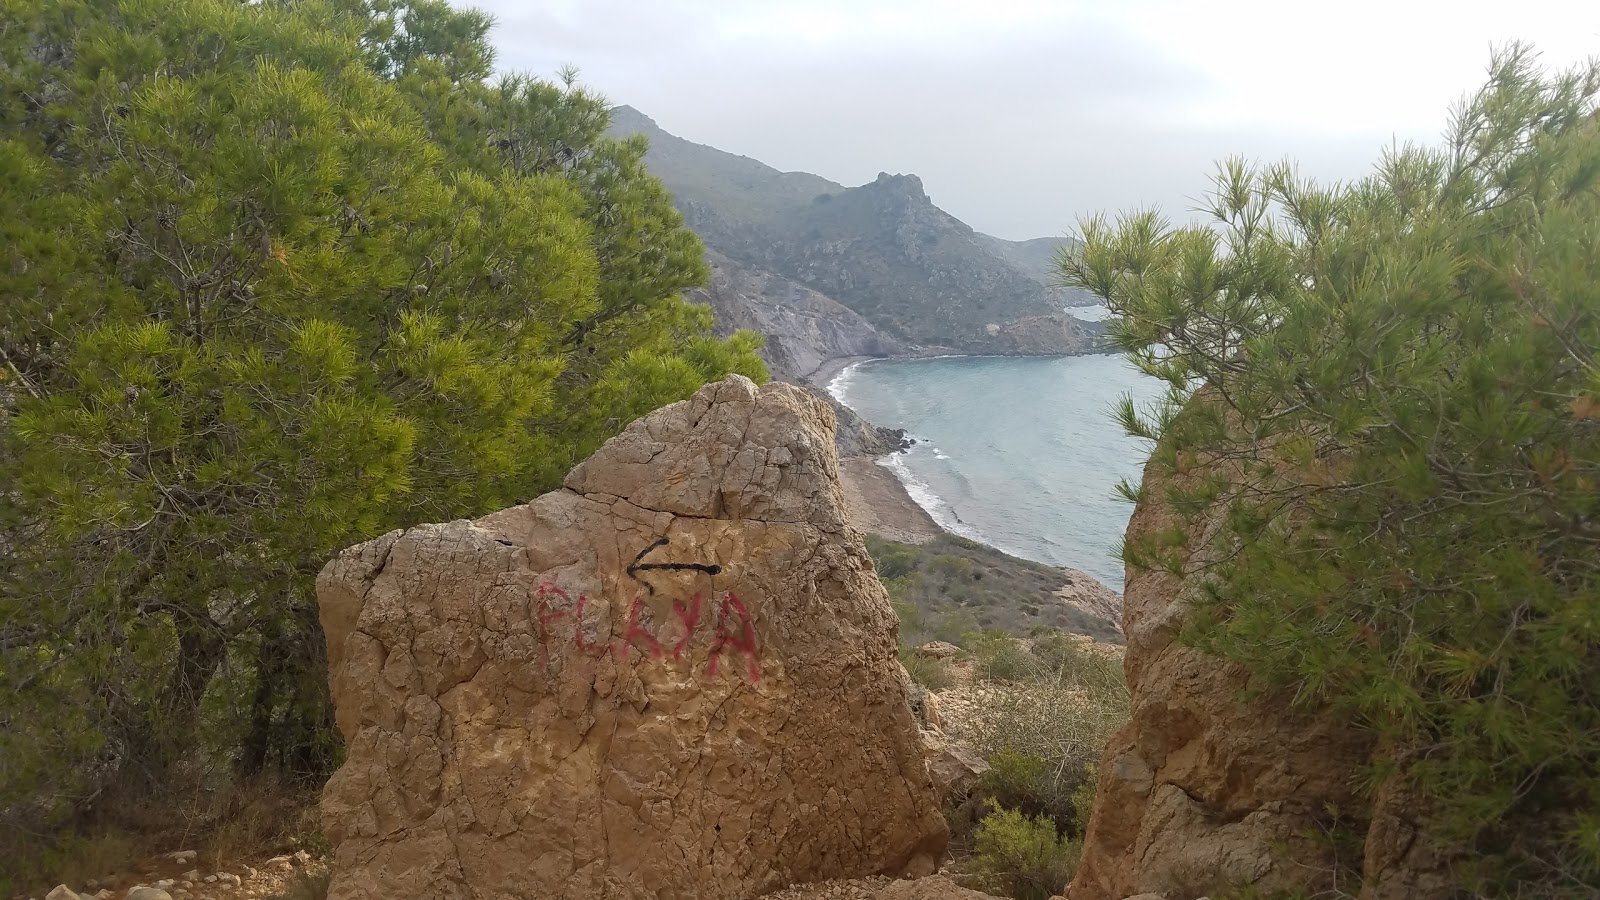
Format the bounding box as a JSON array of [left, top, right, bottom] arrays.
[[317, 376, 948, 900], [1067, 451, 1449, 899]]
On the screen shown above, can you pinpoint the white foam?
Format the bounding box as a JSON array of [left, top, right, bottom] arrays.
[[878, 451, 992, 546], [826, 360, 864, 404]]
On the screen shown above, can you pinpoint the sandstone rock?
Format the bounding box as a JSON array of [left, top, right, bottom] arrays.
[[45, 886, 80, 900], [926, 746, 988, 804], [124, 889, 173, 900], [921, 693, 944, 731], [1051, 569, 1123, 637], [1067, 451, 1437, 899], [318, 376, 948, 900], [915, 641, 961, 659]]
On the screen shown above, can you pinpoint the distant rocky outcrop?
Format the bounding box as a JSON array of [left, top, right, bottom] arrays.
[[757, 173, 1090, 354], [695, 249, 903, 382], [317, 377, 947, 900], [1052, 568, 1123, 638], [1068, 451, 1451, 899], [608, 107, 1096, 356], [818, 390, 912, 460]]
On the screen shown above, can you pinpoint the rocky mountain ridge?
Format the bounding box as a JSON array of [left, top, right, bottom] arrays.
[[608, 107, 1098, 364]]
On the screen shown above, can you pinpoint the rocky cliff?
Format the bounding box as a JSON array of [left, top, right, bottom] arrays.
[[1068, 451, 1452, 900], [608, 107, 1095, 356], [695, 250, 903, 382], [316, 376, 947, 900], [756, 173, 1091, 353]]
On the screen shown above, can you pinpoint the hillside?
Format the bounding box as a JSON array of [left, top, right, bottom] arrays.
[[609, 107, 1098, 355], [693, 249, 902, 382]]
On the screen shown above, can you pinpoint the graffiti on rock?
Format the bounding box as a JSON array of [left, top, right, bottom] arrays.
[[626, 536, 721, 590], [531, 538, 760, 681]]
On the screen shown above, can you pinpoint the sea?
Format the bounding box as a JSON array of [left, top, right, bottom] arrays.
[[828, 314, 1162, 592]]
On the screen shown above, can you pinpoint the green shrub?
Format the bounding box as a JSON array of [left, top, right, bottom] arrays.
[[1030, 634, 1125, 694], [868, 536, 922, 580], [930, 554, 974, 578], [969, 631, 1038, 683], [900, 648, 954, 691], [1070, 766, 1097, 836], [962, 639, 1129, 834], [980, 750, 1051, 813], [862, 536, 1124, 644], [974, 807, 1081, 900], [890, 597, 925, 635], [1066, 46, 1600, 891], [933, 610, 979, 646], [273, 870, 331, 900]]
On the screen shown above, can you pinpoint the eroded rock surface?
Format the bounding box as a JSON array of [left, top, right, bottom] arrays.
[[696, 249, 904, 384], [1067, 457, 1375, 900], [1052, 568, 1123, 637], [318, 376, 947, 900]]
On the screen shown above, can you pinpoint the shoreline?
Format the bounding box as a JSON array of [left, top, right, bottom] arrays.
[[813, 349, 1131, 575], [802, 339, 1122, 396], [809, 348, 1128, 633], [803, 355, 876, 395], [837, 456, 943, 545]]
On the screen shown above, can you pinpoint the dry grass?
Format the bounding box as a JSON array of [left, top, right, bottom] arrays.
[[203, 778, 325, 868], [1, 775, 324, 896], [272, 868, 332, 900]]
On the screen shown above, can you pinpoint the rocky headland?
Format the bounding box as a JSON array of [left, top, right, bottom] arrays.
[[608, 106, 1103, 369]]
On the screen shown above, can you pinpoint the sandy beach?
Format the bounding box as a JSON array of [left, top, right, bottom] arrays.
[[802, 354, 876, 391], [837, 456, 942, 545], [798, 354, 945, 545]]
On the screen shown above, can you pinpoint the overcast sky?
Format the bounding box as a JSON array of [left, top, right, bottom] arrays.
[[482, 1, 1595, 240]]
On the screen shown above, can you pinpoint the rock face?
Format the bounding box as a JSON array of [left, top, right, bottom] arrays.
[[1067, 457, 1380, 899], [759, 173, 1088, 354], [697, 250, 904, 383], [819, 390, 911, 460], [317, 376, 948, 900], [1052, 569, 1123, 638]]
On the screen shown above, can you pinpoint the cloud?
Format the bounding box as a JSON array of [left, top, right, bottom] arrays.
[[471, 0, 1598, 239]]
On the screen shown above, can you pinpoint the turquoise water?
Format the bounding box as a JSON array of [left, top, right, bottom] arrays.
[[830, 353, 1163, 592]]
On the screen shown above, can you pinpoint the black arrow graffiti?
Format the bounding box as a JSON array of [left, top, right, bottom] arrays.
[[626, 537, 721, 594]]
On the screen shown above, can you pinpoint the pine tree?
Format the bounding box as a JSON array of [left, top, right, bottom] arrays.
[[0, 0, 765, 864], [1065, 47, 1600, 895]]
